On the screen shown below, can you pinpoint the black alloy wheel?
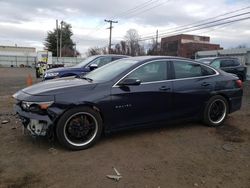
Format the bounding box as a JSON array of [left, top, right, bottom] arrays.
[[203, 95, 228, 127], [56, 107, 103, 150]]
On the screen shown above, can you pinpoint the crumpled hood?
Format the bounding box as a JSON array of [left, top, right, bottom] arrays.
[[21, 78, 97, 96]]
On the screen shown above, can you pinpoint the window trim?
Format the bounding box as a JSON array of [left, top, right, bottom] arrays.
[[113, 60, 169, 87], [112, 59, 219, 88], [171, 59, 219, 80], [124, 60, 168, 83]]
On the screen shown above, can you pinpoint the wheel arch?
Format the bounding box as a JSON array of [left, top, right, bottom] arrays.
[[210, 93, 231, 113], [53, 102, 105, 127]]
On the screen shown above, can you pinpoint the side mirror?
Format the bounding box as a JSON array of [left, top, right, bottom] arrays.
[[89, 64, 98, 71], [118, 78, 141, 86]]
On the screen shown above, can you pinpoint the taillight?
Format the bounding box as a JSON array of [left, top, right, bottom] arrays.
[[236, 79, 243, 88]]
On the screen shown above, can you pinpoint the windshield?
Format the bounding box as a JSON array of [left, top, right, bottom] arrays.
[[197, 58, 213, 64], [74, 56, 98, 68], [85, 59, 138, 82]]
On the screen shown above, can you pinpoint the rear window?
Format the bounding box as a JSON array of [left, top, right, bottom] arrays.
[[220, 59, 240, 67], [173, 61, 216, 79]]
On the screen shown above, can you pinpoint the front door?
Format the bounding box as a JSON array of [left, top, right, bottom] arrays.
[[111, 60, 173, 129]]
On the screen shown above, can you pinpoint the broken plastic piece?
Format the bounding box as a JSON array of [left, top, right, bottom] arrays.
[[106, 175, 122, 182], [106, 167, 122, 182], [1, 120, 9, 124]]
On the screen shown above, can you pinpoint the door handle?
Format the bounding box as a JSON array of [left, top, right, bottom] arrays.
[[159, 86, 170, 91], [201, 82, 210, 87]]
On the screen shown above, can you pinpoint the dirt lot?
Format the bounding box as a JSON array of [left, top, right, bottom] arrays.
[[0, 68, 249, 188]]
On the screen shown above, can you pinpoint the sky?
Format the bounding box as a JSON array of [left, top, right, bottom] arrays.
[[0, 0, 249, 56]]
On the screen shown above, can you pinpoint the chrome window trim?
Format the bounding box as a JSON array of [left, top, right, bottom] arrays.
[[112, 59, 219, 88], [112, 60, 168, 87]]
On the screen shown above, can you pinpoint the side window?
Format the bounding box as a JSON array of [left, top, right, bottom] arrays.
[[89, 57, 112, 67], [173, 61, 215, 79], [210, 60, 221, 69], [233, 59, 240, 66], [201, 64, 216, 75], [126, 61, 167, 83], [220, 60, 235, 67]]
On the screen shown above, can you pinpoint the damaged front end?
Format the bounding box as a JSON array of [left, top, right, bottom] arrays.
[[13, 91, 60, 138]]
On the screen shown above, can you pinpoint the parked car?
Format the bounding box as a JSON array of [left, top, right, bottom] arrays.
[[43, 54, 129, 80], [13, 56, 243, 150], [197, 57, 247, 81]]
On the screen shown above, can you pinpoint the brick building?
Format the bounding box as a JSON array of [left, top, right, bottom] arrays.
[[160, 34, 222, 59]]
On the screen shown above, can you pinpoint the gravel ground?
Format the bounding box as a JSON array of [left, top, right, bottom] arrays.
[[0, 68, 249, 188]]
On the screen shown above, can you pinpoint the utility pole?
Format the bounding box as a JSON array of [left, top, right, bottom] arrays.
[[60, 21, 63, 58], [155, 29, 158, 53], [74, 43, 77, 64], [104, 19, 118, 54], [56, 20, 59, 61]]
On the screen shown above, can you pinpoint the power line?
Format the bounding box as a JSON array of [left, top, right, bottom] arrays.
[[85, 0, 166, 36], [139, 16, 250, 41], [85, 0, 160, 36], [113, 0, 159, 19], [121, 0, 170, 18], [142, 5, 250, 37], [139, 11, 250, 40], [191, 20, 237, 36], [159, 12, 250, 36]]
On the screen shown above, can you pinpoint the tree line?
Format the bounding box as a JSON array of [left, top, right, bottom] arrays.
[[86, 29, 160, 57], [44, 22, 159, 57]]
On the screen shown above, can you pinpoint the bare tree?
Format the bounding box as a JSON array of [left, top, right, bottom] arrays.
[[125, 29, 141, 56], [86, 47, 102, 56], [113, 43, 121, 54], [147, 39, 160, 55], [120, 40, 127, 55], [86, 46, 108, 57], [86, 29, 146, 57]]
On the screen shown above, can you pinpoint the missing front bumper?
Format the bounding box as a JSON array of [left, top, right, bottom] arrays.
[[14, 104, 53, 136]]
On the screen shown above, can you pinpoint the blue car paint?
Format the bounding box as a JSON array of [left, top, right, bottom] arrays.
[[43, 55, 128, 80], [14, 56, 243, 135]]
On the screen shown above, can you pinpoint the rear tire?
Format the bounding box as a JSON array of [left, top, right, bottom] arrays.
[[203, 95, 228, 127], [56, 106, 103, 150]]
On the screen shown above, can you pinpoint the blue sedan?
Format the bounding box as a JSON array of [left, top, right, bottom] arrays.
[[43, 54, 129, 80], [13, 56, 243, 150]]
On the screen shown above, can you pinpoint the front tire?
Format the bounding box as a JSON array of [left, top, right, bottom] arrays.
[[56, 106, 103, 150], [203, 95, 228, 127]]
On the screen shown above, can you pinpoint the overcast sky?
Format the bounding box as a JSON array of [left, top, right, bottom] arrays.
[[0, 0, 249, 56]]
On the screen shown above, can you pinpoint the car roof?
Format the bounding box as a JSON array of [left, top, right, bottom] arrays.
[[123, 55, 192, 62], [91, 54, 129, 58], [198, 57, 238, 60]]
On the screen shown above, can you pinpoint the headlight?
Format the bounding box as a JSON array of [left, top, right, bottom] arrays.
[[21, 101, 54, 111], [44, 72, 59, 77]]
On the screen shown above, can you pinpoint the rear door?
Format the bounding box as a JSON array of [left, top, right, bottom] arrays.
[[171, 60, 217, 119], [110, 60, 173, 129]]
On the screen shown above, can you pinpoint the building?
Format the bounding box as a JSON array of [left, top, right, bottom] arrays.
[[196, 48, 250, 80], [0, 45, 37, 67], [0, 45, 84, 67], [0, 45, 36, 53], [160, 34, 222, 59]]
